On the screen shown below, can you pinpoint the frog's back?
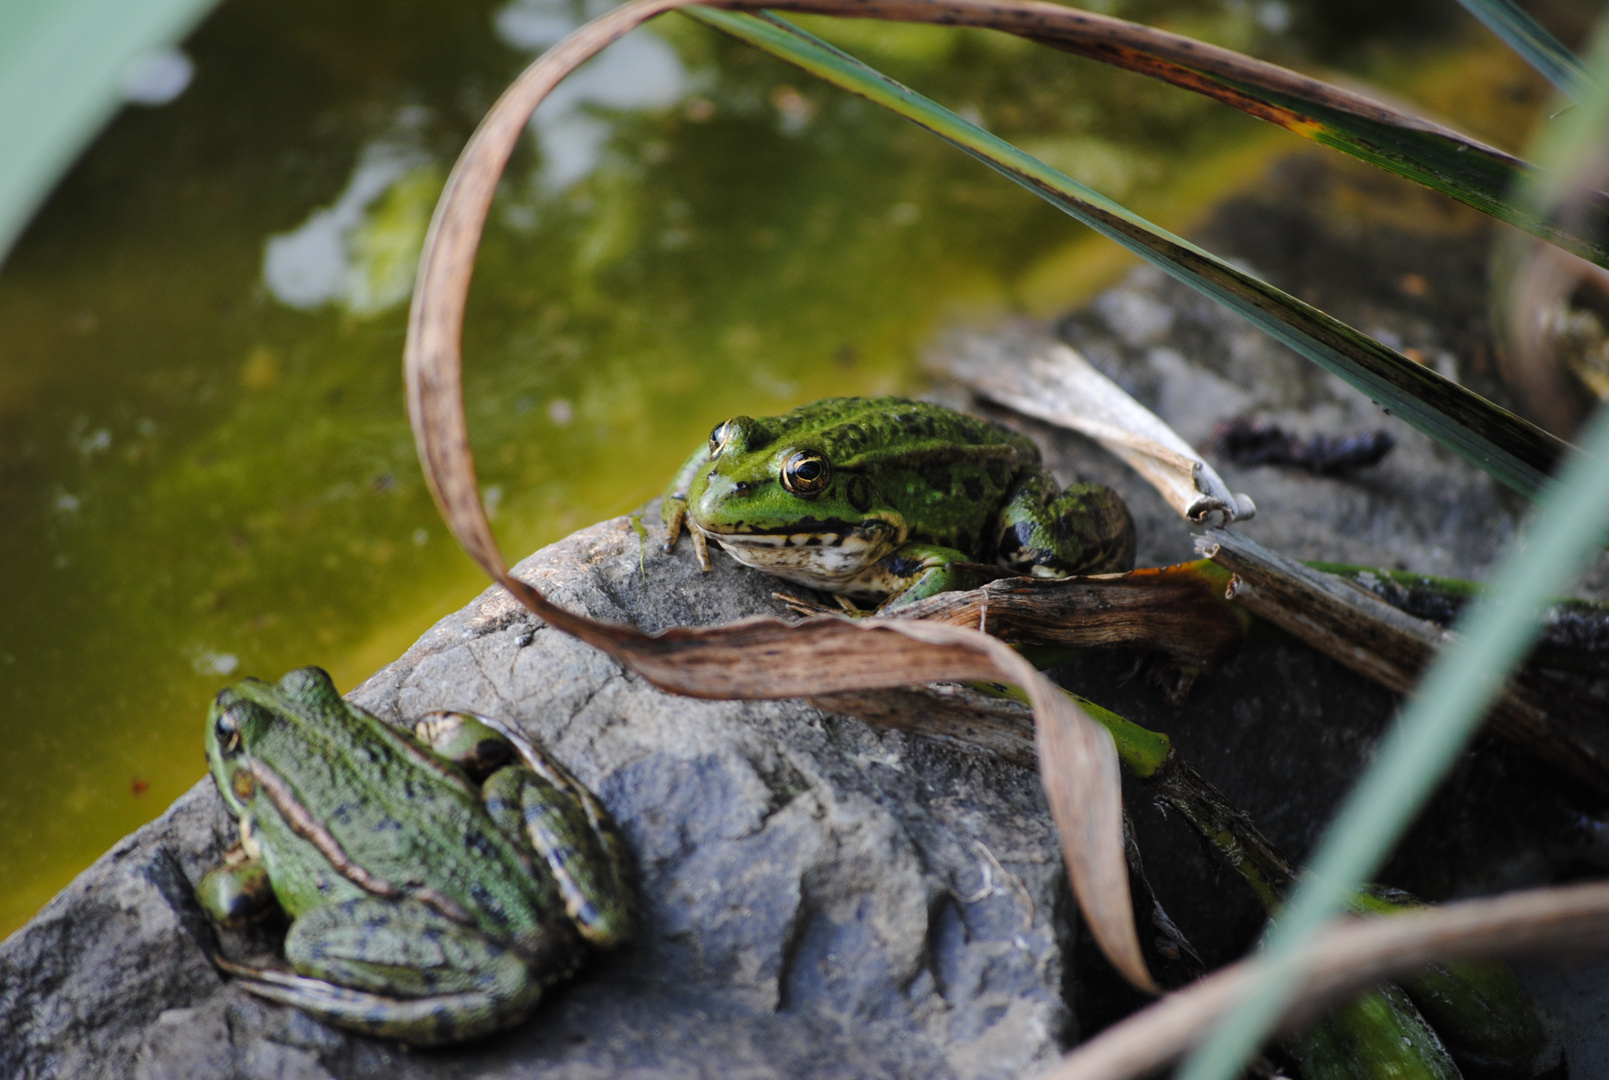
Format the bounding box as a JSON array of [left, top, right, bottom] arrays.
[[771, 397, 1037, 469], [780, 398, 1036, 554], [250, 689, 555, 943]]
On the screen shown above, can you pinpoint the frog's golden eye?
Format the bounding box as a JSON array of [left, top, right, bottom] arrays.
[[780, 450, 831, 498], [709, 420, 737, 457]]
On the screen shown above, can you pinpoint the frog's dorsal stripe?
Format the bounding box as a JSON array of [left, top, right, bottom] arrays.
[[247, 759, 477, 927]]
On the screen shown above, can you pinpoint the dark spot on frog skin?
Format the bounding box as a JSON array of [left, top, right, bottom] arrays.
[[846, 475, 875, 513], [465, 829, 500, 860], [997, 524, 1032, 568], [469, 882, 511, 927], [962, 475, 984, 501], [881, 553, 927, 579], [919, 463, 953, 495], [896, 411, 935, 439], [833, 423, 868, 455], [985, 459, 1011, 488]]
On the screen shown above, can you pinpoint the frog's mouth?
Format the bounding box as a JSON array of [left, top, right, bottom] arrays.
[[694, 517, 901, 587]]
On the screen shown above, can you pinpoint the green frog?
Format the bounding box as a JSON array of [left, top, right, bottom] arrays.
[[194, 667, 635, 1046], [663, 396, 1135, 607]]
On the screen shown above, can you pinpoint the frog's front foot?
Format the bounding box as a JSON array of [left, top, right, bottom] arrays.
[[660, 497, 712, 571], [861, 548, 1017, 612], [689, 527, 710, 571]]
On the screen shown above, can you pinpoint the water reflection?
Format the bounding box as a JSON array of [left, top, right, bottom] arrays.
[[264, 136, 438, 314], [120, 48, 196, 106], [496, 0, 689, 191]]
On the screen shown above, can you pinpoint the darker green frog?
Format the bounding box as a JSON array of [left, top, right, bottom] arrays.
[[195, 667, 635, 1045], [663, 396, 1134, 606]]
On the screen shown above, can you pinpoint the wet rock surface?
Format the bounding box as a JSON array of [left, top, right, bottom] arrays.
[[7, 150, 1609, 1078]]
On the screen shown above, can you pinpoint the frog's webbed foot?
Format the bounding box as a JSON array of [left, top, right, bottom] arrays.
[[862, 547, 1011, 612]]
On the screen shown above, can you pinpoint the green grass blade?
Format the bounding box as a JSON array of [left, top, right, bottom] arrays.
[[767, 0, 1609, 265], [1455, 0, 1591, 98], [1179, 22, 1609, 1080], [686, 6, 1571, 501], [0, 0, 219, 264]]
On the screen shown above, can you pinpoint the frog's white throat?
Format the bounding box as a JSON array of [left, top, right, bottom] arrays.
[[695, 522, 901, 591]]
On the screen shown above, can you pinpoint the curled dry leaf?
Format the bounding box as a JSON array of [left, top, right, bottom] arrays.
[[1041, 879, 1609, 1080], [1500, 236, 1607, 437], [403, 0, 1153, 991], [940, 333, 1256, 523]]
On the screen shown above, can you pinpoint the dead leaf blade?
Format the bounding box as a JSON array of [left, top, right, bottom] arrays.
[[402, 0, 1165, 990], [1041, 880, 1609, 1080]]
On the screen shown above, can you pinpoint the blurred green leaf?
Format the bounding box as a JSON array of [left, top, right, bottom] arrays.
[[688, 6, 1571, 501], [1454, 0, 1590, 98], [0, 0, 219, 263]]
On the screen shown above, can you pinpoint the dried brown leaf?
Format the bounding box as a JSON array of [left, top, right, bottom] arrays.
[[403, 0, 1154, 991], [940, 334, 1255, 523]]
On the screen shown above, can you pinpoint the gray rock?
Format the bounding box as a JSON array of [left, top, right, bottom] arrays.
[[1, 507, 1073, 1080]]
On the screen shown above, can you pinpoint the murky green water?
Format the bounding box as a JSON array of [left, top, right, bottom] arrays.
[[0, 0, 1500, 932]]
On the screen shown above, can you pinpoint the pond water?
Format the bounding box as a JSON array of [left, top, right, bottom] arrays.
[[0, 0, 1533, 933]]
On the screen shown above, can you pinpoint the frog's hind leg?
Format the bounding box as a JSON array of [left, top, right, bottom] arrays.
[[220, 961, 538, 1046], [244, 897, 553, 1045], [483, 762, 637, 948], [996, 473, 1136, 577]]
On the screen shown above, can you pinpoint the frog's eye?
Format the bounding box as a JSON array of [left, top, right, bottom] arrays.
[[213, 708, 244, 755], [780, 450, 832, 498], [709, 420, 737, 457]]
